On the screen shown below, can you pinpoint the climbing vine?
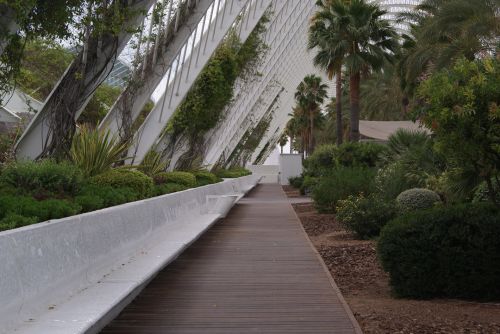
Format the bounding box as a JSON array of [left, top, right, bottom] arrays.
[[166, 11, 270, 168]]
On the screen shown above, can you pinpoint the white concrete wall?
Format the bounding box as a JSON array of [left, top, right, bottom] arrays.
[[279, 154, 303, 185], [247, 165, 280, 184], [0, 175, 258, 334]]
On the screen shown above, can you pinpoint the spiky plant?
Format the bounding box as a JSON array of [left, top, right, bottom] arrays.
[[70, 126, 129, 177]]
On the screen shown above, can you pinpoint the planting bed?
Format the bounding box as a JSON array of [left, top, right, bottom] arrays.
[[284, 187, 500, 334]]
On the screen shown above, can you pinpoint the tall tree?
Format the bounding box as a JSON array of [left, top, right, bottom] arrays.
[[308, 0, 348, 146], [312, 0, 398, 142], [0, 0, 82, 101], [398, 0, 499, 99], [294, 74, 328, 155]]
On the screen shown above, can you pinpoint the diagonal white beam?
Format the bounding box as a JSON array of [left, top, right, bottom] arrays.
[[126, 0, 275, 164]]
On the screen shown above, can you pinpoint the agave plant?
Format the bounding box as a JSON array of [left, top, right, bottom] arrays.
[[70, 126, 130, 177], [138, 150, 168, 177]]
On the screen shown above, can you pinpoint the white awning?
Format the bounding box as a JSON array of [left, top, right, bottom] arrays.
[[359, 120, 429, 141]]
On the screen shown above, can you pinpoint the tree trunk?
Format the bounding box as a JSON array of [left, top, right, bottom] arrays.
[[336, 70, 343, 146], [309, 108, 314, 155], [349, 71, 361, 142], [280, 145, 283, 154], [15, 0, 156, 160], [0, 4, 19, 57], [289, 136, 293, 154]]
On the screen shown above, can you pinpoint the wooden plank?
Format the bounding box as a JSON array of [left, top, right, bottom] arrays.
[[101, 184, 360, 334]]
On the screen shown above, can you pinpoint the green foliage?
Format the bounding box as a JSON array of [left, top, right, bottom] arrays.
[[473, 181, 500, 204], [415, 58, 500, 204], [70, 126, 130, 177], [378, 203, 500, 300], [91, 169, 153, 198], [193, 171, 221, 186], [78, 184, 140, 208], [305, 144, 337, 176], [153, 183, 189, 196], [214, 168, 252, 178], [288, 176, 304, 189], [305, 142, 386, 177], [0, 160, 83, 196], [79, 84, 122, 126], [312, 167, 376, 213], [138, 151, 167, 177], [0, 214, 38, 231], [396, 188, 442, 212], [300, 175, 319, 195], [17, 39, 73, 100], [335, 142, 387, 168], [0, 194, 80, 222], [154, 171, 196, 187], [336, 194, 397, 239], [374, 161, 421, 201], [74, 194, 105, 213]]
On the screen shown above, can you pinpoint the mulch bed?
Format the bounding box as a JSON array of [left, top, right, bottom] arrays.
[[289, 192, 500, 334]]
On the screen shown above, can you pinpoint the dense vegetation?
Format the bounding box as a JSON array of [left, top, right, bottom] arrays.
[[287, 0, 500, 301]]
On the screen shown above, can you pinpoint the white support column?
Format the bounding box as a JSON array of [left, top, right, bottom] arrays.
[[15, 0, 158, 160], [203, 0, 317, 168], [126, 0, 275, 165], [99, 0, 249, 139]]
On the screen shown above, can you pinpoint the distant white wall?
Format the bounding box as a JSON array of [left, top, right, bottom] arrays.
[[247, 165, 280, 184], [279, 154, 303, 185]]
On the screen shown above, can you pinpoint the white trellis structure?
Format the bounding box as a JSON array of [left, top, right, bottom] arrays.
[[15, 0, 421, 167]]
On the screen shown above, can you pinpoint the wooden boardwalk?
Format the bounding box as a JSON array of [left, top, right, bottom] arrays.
[[101, 184, 361, 334]]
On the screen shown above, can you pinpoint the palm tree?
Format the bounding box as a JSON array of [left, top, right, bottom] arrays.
[[308, 0, 348, 146], [295, 75, 328, 155], [311, 0, 399, 142], [398, 0, 499, 98]]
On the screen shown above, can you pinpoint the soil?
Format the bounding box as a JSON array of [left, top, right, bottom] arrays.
[[287, 189, 500, 334]]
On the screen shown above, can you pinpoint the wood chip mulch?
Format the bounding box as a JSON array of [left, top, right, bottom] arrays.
[[289, 191, 500, 334]]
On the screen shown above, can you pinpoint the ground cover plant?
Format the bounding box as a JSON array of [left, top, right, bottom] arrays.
[[0, 156, 247, 232]]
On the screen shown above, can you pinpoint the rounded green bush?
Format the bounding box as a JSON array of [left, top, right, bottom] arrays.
[[153, 183, 189, 196], [396, 188, 441, 212], [214, 168, 251, 178], [378, 203, 500, 300], [335, 142, 387, 168], [154, 171, 196, 187], [193, 171, 221, 186], [91, 169, 153, 198], [0, 214, 38, 231], [305, 144, 337, 176], [0, 195, 81, 223], [0, 160, 83, 196], [336, 194, 397, 239], [78, 184, 140, 207]]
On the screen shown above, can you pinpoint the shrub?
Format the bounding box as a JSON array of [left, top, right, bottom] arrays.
[[288, 175, 304, 189], [0, 195, 81, 222], [305, 144, 337, 176], [75, 194, 105, 213], [193, 171, 221, 186], [378, 203, 500, 300], [153, 183, 189, 196], [335, 142, 387, 168], [78, 184, 140, 207], [91, 169, 153, 198], [396, 188, 441, 212], [215, 168, 252, 178], [300, 175, 318, 195], [0, 160, 83, 196], [312, 167, 376, 213], [336, 194, 397, 239], [473, 181, 500, 204], [374, 161, 419, 200], [0, 214, 38, 231], [154, 171, 196, 187]]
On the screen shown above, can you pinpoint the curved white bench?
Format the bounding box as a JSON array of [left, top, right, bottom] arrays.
[[0, 175, 259, 334]]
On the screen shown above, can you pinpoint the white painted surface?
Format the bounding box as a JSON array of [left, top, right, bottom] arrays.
[[279, 154, 302, 185], [247, 165, 279, 184], [0, 175, 258, 334]]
